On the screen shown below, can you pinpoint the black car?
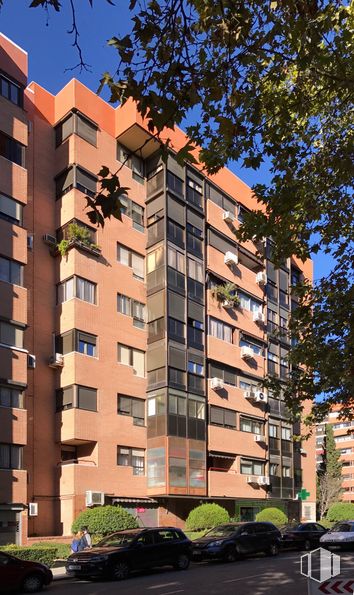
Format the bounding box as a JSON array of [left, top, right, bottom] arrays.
[[66, 527, 191, 580], [280, 522, 327, 551], [192, 522, 281, 562], [0, 551, 53, 593]]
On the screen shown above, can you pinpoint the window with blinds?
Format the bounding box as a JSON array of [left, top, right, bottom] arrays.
[[209, 405, 236, 429], [0, 73, 23, 107], [0, 193, 22, 226], [56, 384, 97, 412], [0, 321, 23, 348], [55, 165, 97, 199], [0, 131, 25, 167], [55, 111, 98, 147], [0, 256, 23, 286]]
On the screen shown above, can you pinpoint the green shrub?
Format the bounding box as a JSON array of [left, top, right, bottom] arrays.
[[31, 541, 71, 559], [186, 503, 229, 531], [0, 545, 57, 567], [326, 502, 354, 522], [71, 505, 138, 536], [319, 518, 335, 529], [255, 507, 288, 527]]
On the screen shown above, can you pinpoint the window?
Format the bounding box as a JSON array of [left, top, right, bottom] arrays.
[[281, 426, 291, 440], [240, 417, 264, 434], [56, 384, 97, 412], [270, 463, 279, 476], [117, 294, 146, 328], [117, 395, 145, 426], [269, 424, 278, 438], [279, 289, 289, 308], [147, 447, 166, 487], [58, 329, 97, 356], [147, 392, 166, 416], [0, 386, 24, 408], [169, 367, 186, 389], [209, 362, 237, 386], [117, 243, 144, 280], [169, 393, 187, 415], [0, 193, 22, 225], [117, 144, 145, 183], [0, 131, 25, 167], [57, 276, 96, 304], [120, 195, 145, 232], [267, 351, 278, 375], [188, 361, 204, 375], [188, 258, 203, 282], [167, 219, 184, 248], [0, 256, 23, 286], [0, 73, 23, 107], [167, 171, 184, 196], [209, 317, 233, 343], [117, 446, 145, 475], [55, 111, 98, 147], [55, 166, 97, 199], [240, 338, 262, 356], [118, 344, 145, 377], [0, 321, 23, 348], [168, 246, 185, 273], [240, 459, 265, 475], [187, 278, 204, 303], [187, 318, 204, 350], [0, 444, 23, 469], [210, 405, 236, 429], [77, 331, 96, 356], [168, 267, 185, 294], [282, 466, 291, 477], [168, 318, 185, 344], [267, 282, 278, 304], [186, 178, 203, 208], [238, 291, 263, 313], [188, 395, 206, 419], [187, 223, 203, 257], [147, 245, 164, 273]]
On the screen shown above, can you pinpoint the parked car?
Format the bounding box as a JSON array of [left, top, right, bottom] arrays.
[[320, 520, 354, 551], [192, 522, 281, 562], [280, 522, 327, 550], [66, 527, 191, 580], [0, 551, 53, 593]]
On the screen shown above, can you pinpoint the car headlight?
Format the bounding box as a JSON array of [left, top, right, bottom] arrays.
[[207, 540, 224, 547]]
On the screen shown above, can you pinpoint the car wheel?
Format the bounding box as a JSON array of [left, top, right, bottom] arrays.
[[304, 540, 312, 551], [223, 546, 237, 563], [112, 561, 130, 580], [173, 554, 190, 570], [266, 543, 280, 557], [22, 573, 44, 593]]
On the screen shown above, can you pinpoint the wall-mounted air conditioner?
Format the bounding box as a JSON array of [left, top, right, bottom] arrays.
[[49, 353, 64, 369], [244, 390, 255, 401], [28, 354, 36, 369], [28, 502, 38, 517], [211, 377, 224, 390], [257, 476, 270, 486], [241, 346, 254, 359], [253, 311, 265, 324], [255, 390, 267, 404], [254, 434, 266, 443], [43, 234, 57, 246], [222, 211, 235, 224], [247, 475, 258, 485], [86, 491, 105, 507], [224, 251, 238, 266], [256, 271, 267, 285]]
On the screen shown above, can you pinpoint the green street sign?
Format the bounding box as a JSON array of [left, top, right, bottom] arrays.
[[297, 488, 310, 501]]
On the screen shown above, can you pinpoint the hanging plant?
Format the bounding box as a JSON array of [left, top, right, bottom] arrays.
[[211, 282, 239, 308], [56, 222, 101, 256]]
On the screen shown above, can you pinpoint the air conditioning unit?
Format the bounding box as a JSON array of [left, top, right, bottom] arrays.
[[43, 234, 57, 246], [254, 434, 266, 443], [255, 390, 268, 403], [257, 476, 270, 486], [247, 475, 258, 484], [244, 390, 255, 401], [224, 251, 238, 266], [300, 448, 307, 455], [86, 491, 105, 507], [28, 502, 38, 517], [241, 346, 254, 359], [222, 299, 234, 309], [211, 377, 224, 390], [27, 234, 34, 250], [222, 211, 235, 224], [49, 353, 64, 368], [253, 311, 265, 324], [256, 271, 267, 285], [28, 354, 36, 369]]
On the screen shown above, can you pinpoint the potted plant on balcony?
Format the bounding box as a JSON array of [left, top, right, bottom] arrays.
[[57, 222, 101, 256], [211, 282, 239, 308]]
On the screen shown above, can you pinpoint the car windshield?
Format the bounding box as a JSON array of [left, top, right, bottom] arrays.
[[281, 524, 303, 532], [330, 523, 353, 533], [205, 525, 241, 538], [96, 532, 140, 547]]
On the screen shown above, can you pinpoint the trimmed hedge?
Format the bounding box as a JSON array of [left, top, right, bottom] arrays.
[[255, 507, 288, 527], [186, 503, 229, 531], [31, 541, 71, 559], [0, 545, 57, 567], [326, 502, 354, 522], [72, 505, 139, 536]]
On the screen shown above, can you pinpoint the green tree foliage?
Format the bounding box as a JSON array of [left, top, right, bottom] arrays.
[[255, 507, 288, 527], [186, 503, 229, 531], [326, 502, 354, 521], [71, 505, 138, 536], [9, 0, 354, 419], [317, 424, 343, 518]]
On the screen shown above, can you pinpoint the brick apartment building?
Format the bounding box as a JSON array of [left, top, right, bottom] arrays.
[[316, 407, 354, 502], [0, 33, 316, 545]]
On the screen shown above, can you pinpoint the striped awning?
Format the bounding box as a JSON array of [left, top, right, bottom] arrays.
[[209, 452, 236, 460], [111, 497, 158, 505]]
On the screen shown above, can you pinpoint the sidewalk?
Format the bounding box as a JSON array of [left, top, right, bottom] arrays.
[[52, 566, 69, 580]]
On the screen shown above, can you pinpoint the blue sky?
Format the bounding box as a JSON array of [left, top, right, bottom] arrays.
[[0, 0, 332, 280]]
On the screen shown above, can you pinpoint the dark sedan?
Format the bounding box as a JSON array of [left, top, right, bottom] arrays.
[[66, 527, 191, 580], [0, 551, 53, 593], [280, 522, 327, 550], [192, 522, 281, 562]]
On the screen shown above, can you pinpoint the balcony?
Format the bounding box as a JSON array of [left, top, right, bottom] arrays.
[[208, 469, 268, 499], [56, 408, 98, 444]]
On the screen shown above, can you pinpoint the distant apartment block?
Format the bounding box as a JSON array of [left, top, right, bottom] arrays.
[[0, 33, 316, 545]]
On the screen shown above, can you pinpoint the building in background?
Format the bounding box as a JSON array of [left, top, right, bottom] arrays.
[[0, 33, 316, 544], [316, 407, 354, 502]]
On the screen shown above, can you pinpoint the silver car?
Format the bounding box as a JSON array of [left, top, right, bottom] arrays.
[[320, 520, 354, 551]]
